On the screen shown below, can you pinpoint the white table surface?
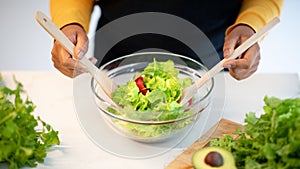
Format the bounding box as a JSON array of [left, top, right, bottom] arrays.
[[0, 71, 299, 169]]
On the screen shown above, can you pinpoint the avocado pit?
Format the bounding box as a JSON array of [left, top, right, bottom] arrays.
[[204, 151, 224, 167], [192, 147, 237, 169]]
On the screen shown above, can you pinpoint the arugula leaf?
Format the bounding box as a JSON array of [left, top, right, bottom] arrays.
[[210, 96, 300, 169], [0, 75, 60, 169]]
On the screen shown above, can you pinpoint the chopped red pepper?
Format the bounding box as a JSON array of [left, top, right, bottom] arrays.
[[135, 76, 147, 95], [188, 98, 193, 105]]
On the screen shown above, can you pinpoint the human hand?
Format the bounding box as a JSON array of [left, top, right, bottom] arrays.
[[223, 24, 261, 80], [51, 24, 97, 78]]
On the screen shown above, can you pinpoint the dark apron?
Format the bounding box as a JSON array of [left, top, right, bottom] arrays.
[[94, 0, 242, 68]]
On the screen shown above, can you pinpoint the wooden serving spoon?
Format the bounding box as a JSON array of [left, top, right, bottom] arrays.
[[180, 17, 280, 105], [35, 11, 118, 99]]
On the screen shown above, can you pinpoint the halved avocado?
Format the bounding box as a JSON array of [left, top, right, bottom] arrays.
[[192, 146, 237, 169]]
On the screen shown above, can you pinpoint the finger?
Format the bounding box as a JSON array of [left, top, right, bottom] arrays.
[[224, 43, 260, 69], [223, 33, 240, 58], [55, 47, 78, 70], [52, 43, 89, 77], [74, 32, 89, 59], [51, 43, 73, 76], [228, 50, 260, 80], [89, 57, 98, 65], [236, 44, 260, 69], [60, 24, 88, 59], [52, 43, 79, 76], [228, 58, 259, 80], [54, 40, 79, 67]]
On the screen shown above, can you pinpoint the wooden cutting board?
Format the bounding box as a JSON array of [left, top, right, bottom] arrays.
[[165, 118, 243, 169]]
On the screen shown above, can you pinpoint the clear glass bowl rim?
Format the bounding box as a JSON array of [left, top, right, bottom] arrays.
[[91, 51, 214, 125]]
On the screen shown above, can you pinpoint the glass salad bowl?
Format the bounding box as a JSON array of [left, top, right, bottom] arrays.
[[91, 52, 214, 143]]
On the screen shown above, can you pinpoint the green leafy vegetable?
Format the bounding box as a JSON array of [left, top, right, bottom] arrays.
[[112, 60, 192, 113], [0, 75, 60, 169], [110, 60, 193, 138], [210, 96, 300, 169]]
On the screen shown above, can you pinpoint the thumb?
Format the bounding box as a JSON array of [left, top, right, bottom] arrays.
[[74, 32, 89, 59]]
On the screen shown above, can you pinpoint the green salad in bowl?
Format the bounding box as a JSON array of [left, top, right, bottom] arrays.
[[92, 52, 213, 142]]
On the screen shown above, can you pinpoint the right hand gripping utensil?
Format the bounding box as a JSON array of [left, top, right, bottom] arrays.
[[180, 17, 280, 105]]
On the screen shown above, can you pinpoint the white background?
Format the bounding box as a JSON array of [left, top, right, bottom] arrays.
[[0, 1, 299, 74]]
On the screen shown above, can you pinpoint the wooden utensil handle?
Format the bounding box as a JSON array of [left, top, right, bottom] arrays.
[[35, 11, 75, 55]]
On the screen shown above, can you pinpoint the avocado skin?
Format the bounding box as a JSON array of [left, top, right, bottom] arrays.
[[192, 147, 237, 169]]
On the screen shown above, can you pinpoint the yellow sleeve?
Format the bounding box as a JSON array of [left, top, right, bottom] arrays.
[[50, 0, 95, 33], [226, 0, 284, 35]]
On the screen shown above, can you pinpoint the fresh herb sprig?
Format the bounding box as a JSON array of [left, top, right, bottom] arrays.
[[0, 75, 60, 169]]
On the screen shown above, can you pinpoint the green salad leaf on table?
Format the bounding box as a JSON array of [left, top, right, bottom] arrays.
[[210, 96, 300, 169], [0, 74, 60, 169], [109, 60, 194, 138]]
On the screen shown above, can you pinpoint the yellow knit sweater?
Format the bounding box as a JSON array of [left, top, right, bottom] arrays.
[[50, 0, 283, 35]]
